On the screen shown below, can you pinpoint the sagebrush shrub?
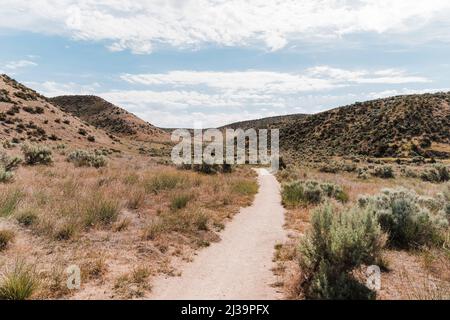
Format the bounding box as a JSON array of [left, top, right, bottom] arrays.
[[358, 188, 446, 248], [282, 180, 348, 207], [67, 149, 107, 168], [420, 164, 450, 183], [372, 165, 395, 179], [298, 204, 385, 299], [21, 144, 52, 165], [192, 163, 219, 174], [0, 167, 13, 183], [0, 151, 22, 183]]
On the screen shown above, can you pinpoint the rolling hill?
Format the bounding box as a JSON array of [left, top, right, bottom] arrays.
[[0, 74, 118, 149], [223, 92, 450, 160], [50, 95, 167, 142]]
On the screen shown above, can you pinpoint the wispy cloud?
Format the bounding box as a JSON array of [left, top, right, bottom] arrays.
[[121, 67, 431, 94], [1, 0, 450, 53], [3, 60, 37, 70], [27, 81, 100, 97]]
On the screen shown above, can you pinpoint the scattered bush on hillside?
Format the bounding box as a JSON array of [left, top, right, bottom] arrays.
[[319, 162, 340, 174], [0, 89, 12, 103], [358, 188, 448, 248], [282, 180, 348, 207], [298, 204, 385, 299], [319, 162, 357, 174], [67, 150, 107, 168], [0, 152, 22, 183], [21, 144, 52, 165], [180, 162, 234, 174], [420, 164, 450, 183], [372, 165, 395, 179], [357, 167, 370, 180]]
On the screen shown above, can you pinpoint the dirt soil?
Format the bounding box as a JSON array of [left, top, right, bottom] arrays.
[[149, 168, 286, 300]]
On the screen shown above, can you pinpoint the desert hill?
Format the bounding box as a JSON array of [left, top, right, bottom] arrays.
[[50, 95, 167, 142], [223, 93, 450, 160], [0, 74, 118, 149]]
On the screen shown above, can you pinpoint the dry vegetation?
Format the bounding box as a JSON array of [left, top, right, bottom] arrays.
[[274, 160, 450, 300], [0, 145, 257, 299]]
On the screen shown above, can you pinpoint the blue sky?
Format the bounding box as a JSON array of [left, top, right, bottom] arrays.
[[1, 0, 450, 128]]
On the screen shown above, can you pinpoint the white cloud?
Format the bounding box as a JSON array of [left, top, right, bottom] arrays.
[[4, 60, 37, 70], [121, 67, 431, 94], [1, 0, 450, 53], [306, 66, 431, 84], [28, 81, 100, 97]]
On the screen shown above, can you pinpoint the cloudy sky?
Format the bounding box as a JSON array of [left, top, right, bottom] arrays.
[[1, 0, 450, 128]]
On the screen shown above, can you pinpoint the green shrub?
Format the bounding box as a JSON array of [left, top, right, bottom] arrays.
[[0, 230, 15, 251], [0, 261, 38, 300], [192, 163, 219, 174], [0, 152, 22, 183], [359, 188, 446, 248], [357, 168, 370, 180], [21, 144, 52, 165], [319, 162, 340, 173], [420, 165, 450, 183], [0, 167, 13, 183], [182, 162, 233, 174], [372, 165, 395, 179], [170, 194, 191, 211], [0, 152, 22, 171], [282, 180, 348, 207], [298, 204, 384, 299], [67, 149, 107, 168]]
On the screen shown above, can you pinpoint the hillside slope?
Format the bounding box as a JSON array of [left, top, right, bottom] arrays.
[[224, 93, 450, 160], [0, 74, 118, 149], [50, 95, 167, 141], [220, 114, 307, 131]]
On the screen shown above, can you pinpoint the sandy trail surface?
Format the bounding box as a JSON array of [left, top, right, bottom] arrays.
[[149, 168, 286, 300]]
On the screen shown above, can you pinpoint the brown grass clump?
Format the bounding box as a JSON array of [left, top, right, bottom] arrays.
[[0, 229, 15, 251], [0, 151, 258, 299], [113, 266, 151, 298]]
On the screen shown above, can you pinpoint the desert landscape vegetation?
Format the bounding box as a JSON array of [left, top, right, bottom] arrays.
[[0, 73, 449, 300]]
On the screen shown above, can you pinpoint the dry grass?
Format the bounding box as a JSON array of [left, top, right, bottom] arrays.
[[0, 229, 15, 251], [0, 151, 258, 299]]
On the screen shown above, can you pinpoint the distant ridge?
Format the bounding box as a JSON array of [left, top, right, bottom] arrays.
[[50, 95, 167, 141], [223, 92, 450, 159]]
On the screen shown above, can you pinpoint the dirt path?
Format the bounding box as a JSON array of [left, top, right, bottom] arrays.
[[149, 168, 286, 300]]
